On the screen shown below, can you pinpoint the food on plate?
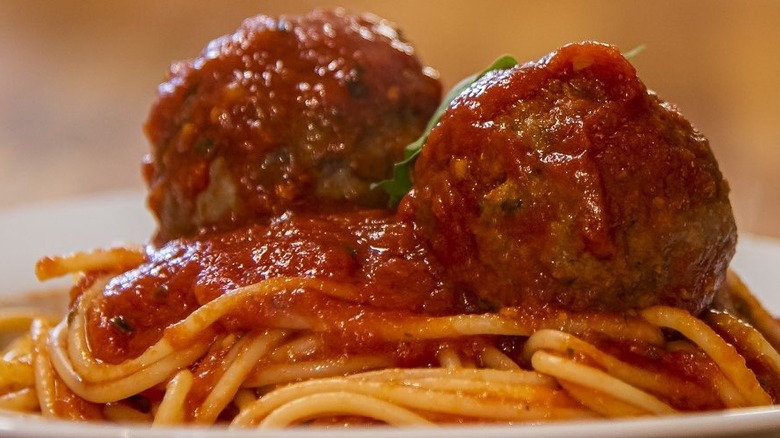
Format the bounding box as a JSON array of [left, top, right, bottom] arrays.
[[1, 9, 778, 429]]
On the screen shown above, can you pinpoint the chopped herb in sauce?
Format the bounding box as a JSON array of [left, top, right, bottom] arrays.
[[346, 65, 368, 98], [153, 284, 169, 300], [109, 315, 134, 334], [194, 138, 216, 157]]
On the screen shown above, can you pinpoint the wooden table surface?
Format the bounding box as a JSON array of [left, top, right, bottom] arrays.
[[1, 0, 778, 239]]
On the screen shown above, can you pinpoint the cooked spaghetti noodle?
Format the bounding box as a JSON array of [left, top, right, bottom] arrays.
[[0, 247, 778, 426]]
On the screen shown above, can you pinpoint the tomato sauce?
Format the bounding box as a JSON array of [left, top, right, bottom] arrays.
[[85, 211, 456, 364]]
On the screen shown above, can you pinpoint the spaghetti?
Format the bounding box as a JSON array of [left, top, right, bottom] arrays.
[[0, 12, 775, 430], [0, 247, 778, 426]]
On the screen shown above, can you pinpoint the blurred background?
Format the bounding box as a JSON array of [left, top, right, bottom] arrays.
[[1, 0, 778, 238]]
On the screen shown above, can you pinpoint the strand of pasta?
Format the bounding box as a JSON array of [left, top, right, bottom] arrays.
[[29, 319, 56, 417], [557, 380, 646, 417], [153, 369, 193, 426], [0, 359, 35, 389], [640, 306, 772, 406], [233, 389, 258, 410], [725, 271, 780, 350], [0, 308, 59, 332], [370, 314, 535, 341], [35, 247, 145, 281], [347, 367, 558, 387], [102, 402, 152, 423], [522, 329, 710, 405], [498, 307, 666, 345], [0, 333, 37, 409], [0, 387, 38, 412], [436, 345, 463, 368], [661, 339, 749, 407], [378, 375, 564, 403], [49, 320, 212, 403], [478, 344, 523, 371], [709, 370, 751, 407], [194, 330, 288, 424], [243, 354, 396, 388], [1, 333, 33, 360], [357, 312, 662, 344], [705, 310, 780, 388], [529, 350, 676, 415], [165, 277, 361, 342], [268, 334, 322, 361], [206, 334, 242, 362], [174, 334, 247, 420], [258, 392, 434, 427]]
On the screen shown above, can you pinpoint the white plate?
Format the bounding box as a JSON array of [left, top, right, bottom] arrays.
[[0, 192, 779, 437]]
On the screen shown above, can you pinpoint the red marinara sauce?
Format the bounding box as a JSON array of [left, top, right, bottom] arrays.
[[84, 211, 455, 364]]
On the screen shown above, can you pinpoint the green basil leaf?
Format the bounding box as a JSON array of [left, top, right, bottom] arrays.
[[373, 55, 518, 206], [622, 44, 646, 60]]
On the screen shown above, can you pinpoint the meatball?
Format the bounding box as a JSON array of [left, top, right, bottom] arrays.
[[405, 42, 736, 314], [143, 9, 441, 243]]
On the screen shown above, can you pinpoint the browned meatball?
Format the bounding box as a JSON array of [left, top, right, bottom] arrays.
[[405, 42, 736, 314], [143, 9, 441, 243]]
